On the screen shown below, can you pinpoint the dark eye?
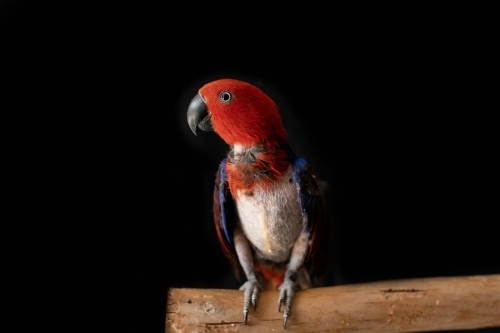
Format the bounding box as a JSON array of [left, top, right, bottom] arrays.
[[219, 91, 233, 103]]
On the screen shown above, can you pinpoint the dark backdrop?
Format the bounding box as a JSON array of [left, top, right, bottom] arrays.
[[3, 2, 498, 332]]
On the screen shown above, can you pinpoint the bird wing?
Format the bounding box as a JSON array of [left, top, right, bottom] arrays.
[[292, 157, 329, 286], [213, 158, 240, 278]]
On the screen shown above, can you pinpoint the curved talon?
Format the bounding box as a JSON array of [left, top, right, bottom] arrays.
[[278, 279, 298, 329], [252, 289, 259, 310], [240, 279, 262, 326]]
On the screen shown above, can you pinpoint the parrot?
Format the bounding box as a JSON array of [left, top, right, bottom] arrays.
[[186, 78, 328, 328]]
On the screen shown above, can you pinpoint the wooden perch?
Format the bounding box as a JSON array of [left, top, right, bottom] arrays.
[[166, 274, 500, 333]]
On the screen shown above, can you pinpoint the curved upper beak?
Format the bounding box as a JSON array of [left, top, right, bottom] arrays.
[[187, 93, 213, 135]]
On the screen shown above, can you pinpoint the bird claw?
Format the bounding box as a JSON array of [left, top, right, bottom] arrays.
[[239, 279, 262, 325], [278, 279, 299, 329], [243, 310, 248, 325]]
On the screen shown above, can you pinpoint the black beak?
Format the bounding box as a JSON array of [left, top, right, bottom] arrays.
[[187, 93, 213, 135]]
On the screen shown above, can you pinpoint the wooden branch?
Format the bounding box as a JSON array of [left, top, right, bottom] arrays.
[[166, 274, 500, 333]]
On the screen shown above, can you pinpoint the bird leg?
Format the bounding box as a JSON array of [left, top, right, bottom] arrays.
[[278, 232, 309, 328], [234, 227, 262, 325]]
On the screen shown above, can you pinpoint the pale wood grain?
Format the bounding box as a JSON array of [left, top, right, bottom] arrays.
[[166, 274, 500, 333]]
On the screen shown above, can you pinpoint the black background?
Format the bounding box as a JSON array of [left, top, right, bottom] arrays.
[[2, 1, 498, 332]]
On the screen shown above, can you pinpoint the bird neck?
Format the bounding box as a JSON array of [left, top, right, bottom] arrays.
[[226, 141, 294, 196]]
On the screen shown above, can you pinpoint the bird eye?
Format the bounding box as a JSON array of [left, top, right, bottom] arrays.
[[219, 91, 233, 104]]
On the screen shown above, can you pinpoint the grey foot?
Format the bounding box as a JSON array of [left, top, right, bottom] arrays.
[[278, 279, 300, 329], [239, 279, 263, 325]]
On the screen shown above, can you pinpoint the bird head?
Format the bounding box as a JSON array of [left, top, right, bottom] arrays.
[[187, 79, 288, 146]]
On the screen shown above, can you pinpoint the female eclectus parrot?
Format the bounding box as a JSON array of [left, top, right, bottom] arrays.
[[187, 78, 328, 328]]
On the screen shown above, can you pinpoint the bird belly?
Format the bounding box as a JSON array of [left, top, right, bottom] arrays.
[[235, 167, 304, 263]]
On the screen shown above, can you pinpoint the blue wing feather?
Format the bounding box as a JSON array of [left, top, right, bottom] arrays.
[[213, 158, 240, 279], [292, 157, 312, 235], [292, 156, 328, 285], [218, 158, 233, 246]]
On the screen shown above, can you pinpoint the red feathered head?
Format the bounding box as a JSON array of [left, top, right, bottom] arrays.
[[188, 79, 288, 146]]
